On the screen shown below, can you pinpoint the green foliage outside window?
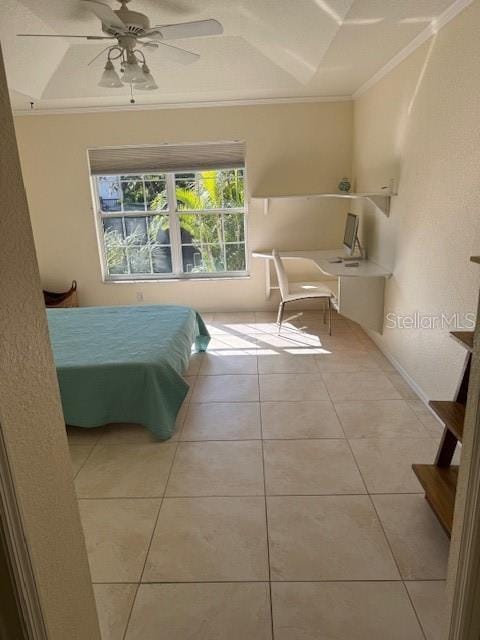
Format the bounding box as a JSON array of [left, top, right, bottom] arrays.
[[99, 169, 246, 276]]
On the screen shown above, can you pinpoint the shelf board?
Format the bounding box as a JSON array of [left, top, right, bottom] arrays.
[[429, 400, 465, 442], [412, 464, 458, 535], [450, 331, 474, 352], [252, 192, 389, 200], [252, 191, 392, 216]]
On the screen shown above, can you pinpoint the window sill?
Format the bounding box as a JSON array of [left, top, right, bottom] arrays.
[[102, 274, 251, 284]]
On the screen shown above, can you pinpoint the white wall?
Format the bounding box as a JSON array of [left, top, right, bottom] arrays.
[[14, 101, 352, 311], [352, 2, 480, 400]]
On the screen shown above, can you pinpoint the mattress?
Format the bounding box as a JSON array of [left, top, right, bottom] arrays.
[[46, 304, 210, 440]]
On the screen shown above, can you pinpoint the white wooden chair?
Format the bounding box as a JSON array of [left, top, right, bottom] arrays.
[[272, 249, 333, 335]]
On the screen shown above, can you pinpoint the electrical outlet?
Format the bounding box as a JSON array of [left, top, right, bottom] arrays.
[[136, 291, 144, 303]]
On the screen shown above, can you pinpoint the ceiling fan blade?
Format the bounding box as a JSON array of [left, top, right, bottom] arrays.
[[138, 41, 160, 49], [152, 41, 200, 64], [146, 19, 223, 40], [17, 33, 115, 40], [81, 0, 126, 31]]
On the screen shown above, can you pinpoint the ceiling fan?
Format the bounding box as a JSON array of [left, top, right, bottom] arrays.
[[17, 0, 223, 92]]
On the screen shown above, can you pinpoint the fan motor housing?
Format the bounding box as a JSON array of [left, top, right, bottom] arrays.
[[105, 7, 150, 36], [117, 34, 139, 50]]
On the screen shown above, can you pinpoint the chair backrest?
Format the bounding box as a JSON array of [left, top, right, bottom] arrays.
[[272, 250, 290, 300]]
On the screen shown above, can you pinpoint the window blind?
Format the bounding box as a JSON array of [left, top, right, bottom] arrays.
[[88, 141, 245, 176]]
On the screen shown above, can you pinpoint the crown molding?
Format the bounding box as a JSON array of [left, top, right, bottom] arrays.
[[353, 0, 474, 98], [12, 94, 352, 116]]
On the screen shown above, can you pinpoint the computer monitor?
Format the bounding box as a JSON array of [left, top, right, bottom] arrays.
[[343, 213, 359, 256]]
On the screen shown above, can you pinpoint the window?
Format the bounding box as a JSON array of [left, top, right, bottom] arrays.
[[94, 168, 246, 280]]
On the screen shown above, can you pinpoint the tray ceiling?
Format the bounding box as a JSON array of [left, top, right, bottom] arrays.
[[1, 0, 461, 112]]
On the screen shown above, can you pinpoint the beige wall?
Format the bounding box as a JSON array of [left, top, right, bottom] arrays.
[[352, 2, 480, 400], [14, 101, 352, 311], [13, 1, 480, 399], [0, 47, 100, 639]]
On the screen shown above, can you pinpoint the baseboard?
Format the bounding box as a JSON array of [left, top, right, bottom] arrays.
[[365, 330, 443, 422]]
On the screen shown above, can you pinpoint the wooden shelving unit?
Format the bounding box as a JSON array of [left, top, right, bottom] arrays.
[[412, 465, 459, 533], [451, 331, 474, 352], [413, 328, 474, 536], [429, 401, 465, 441]]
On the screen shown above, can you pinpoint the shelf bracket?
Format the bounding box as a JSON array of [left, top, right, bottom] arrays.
[[365, 195, 390, 216]]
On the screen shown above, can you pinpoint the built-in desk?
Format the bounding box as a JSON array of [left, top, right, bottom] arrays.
[[252, 249, 392, 333]]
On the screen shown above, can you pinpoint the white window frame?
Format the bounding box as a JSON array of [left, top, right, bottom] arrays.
[[92, 168, 248, 282]]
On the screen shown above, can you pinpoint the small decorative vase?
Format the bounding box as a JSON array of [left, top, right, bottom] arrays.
[[338, 177, 351, 193]]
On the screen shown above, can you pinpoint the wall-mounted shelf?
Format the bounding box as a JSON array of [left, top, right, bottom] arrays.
[[252, 190, 392, 216]]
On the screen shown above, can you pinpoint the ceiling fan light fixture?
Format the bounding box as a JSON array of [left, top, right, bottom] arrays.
[[135, 63, 158, 90], [121, 56, 146, 83], [18, 3, 224, 96], [98, 59, 123, 88]]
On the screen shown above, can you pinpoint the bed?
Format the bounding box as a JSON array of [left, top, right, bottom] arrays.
[[46, 304, 210, 440]]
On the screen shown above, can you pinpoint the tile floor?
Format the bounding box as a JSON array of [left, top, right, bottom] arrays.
[[68, 310, 452, 640]]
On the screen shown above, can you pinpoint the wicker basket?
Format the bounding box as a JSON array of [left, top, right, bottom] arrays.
[[43, 281, 78, 308]]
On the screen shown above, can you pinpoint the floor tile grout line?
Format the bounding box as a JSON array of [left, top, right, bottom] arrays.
[[91, 577, 448, 585], [93, 581, 140, 585], [76, 491, 427, 501], [366, 491, 431, 638], [73, 434, 438, 444], [259, 396, 275, 640], [71, 438, 100, 480], [137, 496, 165, 585], [328, 386, 403, 557], [78, 496, 170, 501], [327, 389, 429, 635], [122, 392, 192, 640], [322, 375, 433, 636], [323, 386, 367, 488], [120, 582, 140, 640], [121, 489, 168, 637], [179, 436, 345, 443], [187, 396, 426, 404], [325, 374, 445, 588], [401, 579, 429, 640]]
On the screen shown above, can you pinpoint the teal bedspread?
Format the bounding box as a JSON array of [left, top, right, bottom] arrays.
[[46, 305, 210, 440]]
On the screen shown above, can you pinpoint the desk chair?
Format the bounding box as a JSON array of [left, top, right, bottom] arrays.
[[272, 249, 333, 335]]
